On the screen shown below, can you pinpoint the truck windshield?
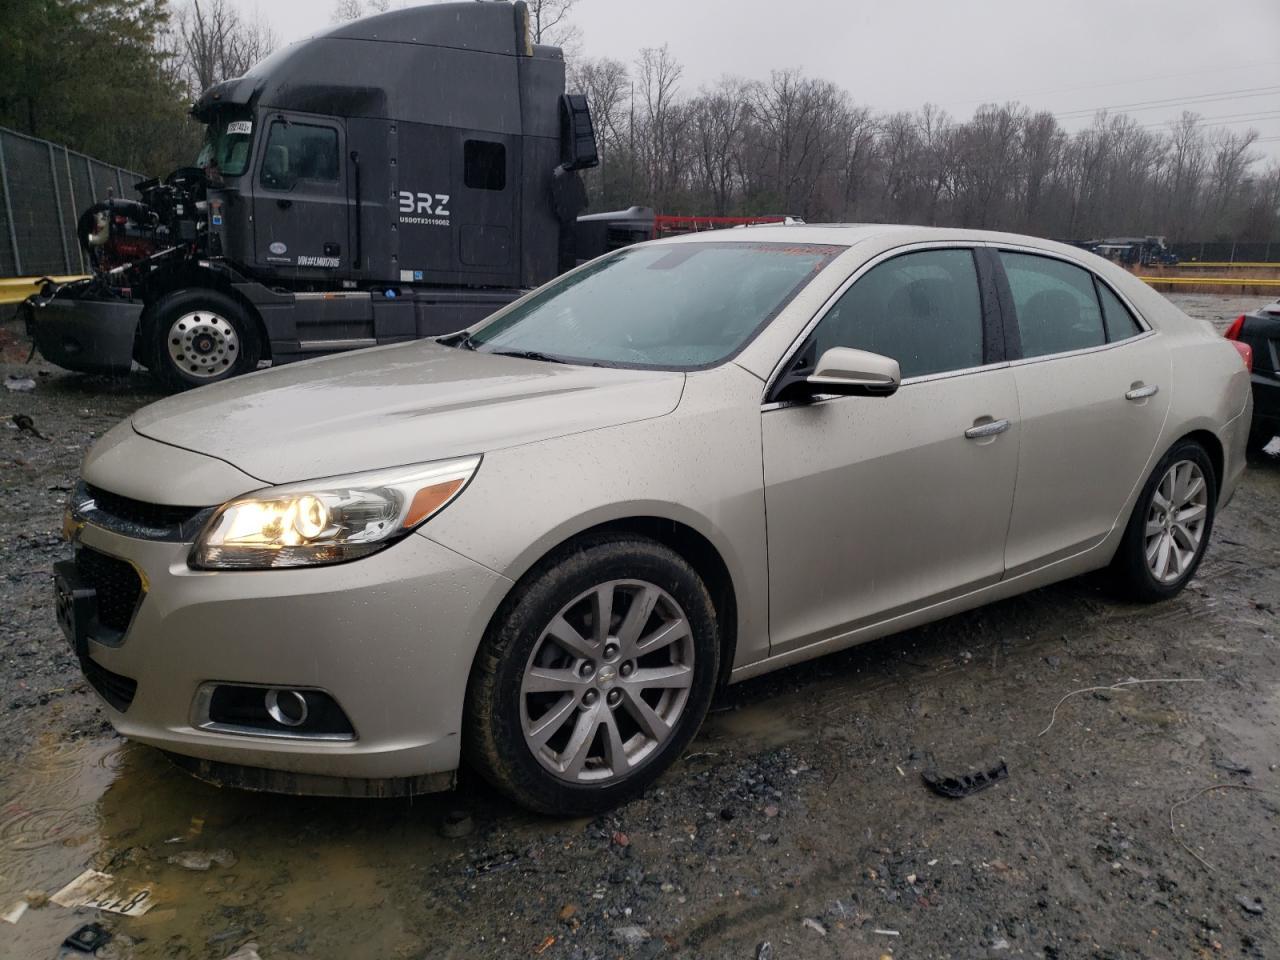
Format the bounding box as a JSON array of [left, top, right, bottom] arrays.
[[467, 241, 843, 370], [196, 111, 254, 177]]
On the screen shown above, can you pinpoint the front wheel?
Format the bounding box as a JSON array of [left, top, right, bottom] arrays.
[[143, 289, 261, 390], [1109, 440, 1217, 602], [465, 538, 720, 815]]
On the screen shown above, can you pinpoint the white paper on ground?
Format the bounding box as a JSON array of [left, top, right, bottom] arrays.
[[50, 869, 155, 917], [1, 900, 28, 924]]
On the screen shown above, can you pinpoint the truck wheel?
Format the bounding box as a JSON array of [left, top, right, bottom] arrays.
[[144, 290, 261, 390]]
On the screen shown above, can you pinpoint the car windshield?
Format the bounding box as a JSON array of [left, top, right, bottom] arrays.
[[195, 110, 255, 177], [467, 241, 843, 369]]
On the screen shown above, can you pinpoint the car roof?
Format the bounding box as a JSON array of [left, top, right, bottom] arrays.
[[648, 223, 1088, 259]]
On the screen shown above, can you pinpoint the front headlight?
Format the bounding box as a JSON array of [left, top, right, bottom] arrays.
[[190, 455, 480, 570]]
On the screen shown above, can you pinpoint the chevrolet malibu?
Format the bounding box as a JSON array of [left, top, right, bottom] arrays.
[[55, 226, 1253, 814]]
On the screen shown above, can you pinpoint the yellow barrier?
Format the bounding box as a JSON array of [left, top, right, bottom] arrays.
[[1158, 262, 1279, 269], [1137, 276, 1280, 287], [0, 275, 88, 304]]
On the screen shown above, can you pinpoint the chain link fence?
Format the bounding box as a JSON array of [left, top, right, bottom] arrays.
[[0, 125, 147, 279]]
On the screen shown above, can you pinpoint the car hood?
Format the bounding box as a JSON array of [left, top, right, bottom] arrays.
[[131, 341, 685, 485]]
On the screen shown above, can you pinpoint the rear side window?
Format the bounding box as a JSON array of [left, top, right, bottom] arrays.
[[811, 249, 984, 379], [1098, 282, 1143, 340], [1001, 252, 1105, 358], [465, 140, 506, 191], [260, 121, 339, 188]]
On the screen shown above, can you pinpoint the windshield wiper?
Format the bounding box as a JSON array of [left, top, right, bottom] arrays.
[[439, 331, 477, 350], [488, 349, 567, 364]]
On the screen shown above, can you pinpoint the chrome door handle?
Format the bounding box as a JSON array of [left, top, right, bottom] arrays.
[[964, 418, 1011, 440], [1125, 384, 1159, 401]]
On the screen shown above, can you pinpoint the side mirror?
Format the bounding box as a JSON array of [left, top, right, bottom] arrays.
[[805, 347, 901, 397], [559, 94, 600, 171]]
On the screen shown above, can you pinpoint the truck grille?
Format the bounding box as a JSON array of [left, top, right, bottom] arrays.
[[82, 657, 137, 712], [75, 482, 211, 542], [76, 547, 143, 634]]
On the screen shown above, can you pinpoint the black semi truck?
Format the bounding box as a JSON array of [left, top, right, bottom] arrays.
[[23, 0, 621, 389]]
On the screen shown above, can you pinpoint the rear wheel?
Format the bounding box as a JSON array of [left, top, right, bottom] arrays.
[[144, 289, 261, 390], [465, 538, 719, 815], [1110, 440, 1217, 602]]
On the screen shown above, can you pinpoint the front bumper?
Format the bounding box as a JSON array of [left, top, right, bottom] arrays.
[[25, 285, 142, 374], [63, 520, 511, 794]]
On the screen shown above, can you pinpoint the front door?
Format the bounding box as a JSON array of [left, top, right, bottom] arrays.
[[763, 247, 1021, 655], [253, 113, 350, 275], [994, 250, 1172, 575]]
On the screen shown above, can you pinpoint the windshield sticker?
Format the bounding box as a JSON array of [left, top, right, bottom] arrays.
[[227, 120, 253, 135]]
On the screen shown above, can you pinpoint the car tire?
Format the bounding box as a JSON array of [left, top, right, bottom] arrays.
[[465, 536, 720, 816], [143, 289, 261, 391], [1109, 439, 1217, 603]]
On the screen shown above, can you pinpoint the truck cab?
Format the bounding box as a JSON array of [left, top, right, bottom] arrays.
[[26, 1, 601, 389]]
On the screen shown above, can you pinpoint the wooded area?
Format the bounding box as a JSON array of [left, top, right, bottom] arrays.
[[1, 0, 1276, 243], [571, 51, 1280, 242]]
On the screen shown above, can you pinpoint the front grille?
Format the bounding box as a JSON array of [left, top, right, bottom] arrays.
[[82, 657, 137, 712], [76, 547, 143, 634], [86, 484, 203, 528], [79, 482, 209, 541]]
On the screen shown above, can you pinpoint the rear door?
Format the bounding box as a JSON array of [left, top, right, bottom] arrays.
[[253, 113, 350, 274], [995, 248, 1171, 576]]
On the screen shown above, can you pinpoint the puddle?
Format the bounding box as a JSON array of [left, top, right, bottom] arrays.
[[1213, 680, 1280, 776], [0, 735, 469, 958]]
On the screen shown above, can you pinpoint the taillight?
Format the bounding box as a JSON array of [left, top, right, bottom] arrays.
[[1230, 340, 1253, 372], [1223, 315, 1246, 340]]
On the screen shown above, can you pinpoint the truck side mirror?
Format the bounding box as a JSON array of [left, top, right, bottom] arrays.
[[559, 94, 599, 171]]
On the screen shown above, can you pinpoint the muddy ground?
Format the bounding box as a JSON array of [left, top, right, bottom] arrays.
[[1, 295, 1277, 960]]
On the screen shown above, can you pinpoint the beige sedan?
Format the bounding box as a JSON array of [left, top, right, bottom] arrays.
[[55, 226, 1252, 814]]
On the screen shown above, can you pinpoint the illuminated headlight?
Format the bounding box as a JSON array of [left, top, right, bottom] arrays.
[[190, 456, 480, 570]]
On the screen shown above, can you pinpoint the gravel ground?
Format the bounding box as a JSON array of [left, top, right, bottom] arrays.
[[0, 294, 1277, 959]]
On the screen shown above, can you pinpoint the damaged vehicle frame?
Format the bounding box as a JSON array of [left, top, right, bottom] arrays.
[[22, 1, 598, 389]]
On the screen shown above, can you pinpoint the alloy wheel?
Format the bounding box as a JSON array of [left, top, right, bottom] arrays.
[[520, 579, 695, 784], [1144, 459, 1208, 584]]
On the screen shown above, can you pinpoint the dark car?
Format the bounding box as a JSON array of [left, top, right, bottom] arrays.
[[1225, 299, 1280, 451]]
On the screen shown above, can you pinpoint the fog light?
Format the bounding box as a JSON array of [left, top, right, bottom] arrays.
[[265, 688, 309, 727], [200, 683, 356, 740]]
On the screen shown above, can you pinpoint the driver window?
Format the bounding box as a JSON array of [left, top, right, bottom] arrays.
[[810, 249, 985, 379], [260, 121, 339, 189]]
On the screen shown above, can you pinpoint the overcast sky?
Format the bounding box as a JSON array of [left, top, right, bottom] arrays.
[[240, 0, 1280, 160]]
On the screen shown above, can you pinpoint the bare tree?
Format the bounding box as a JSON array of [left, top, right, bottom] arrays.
[[559, 40, 1276, 243], [568, 57, 631, 204], [916, 103, 955, 225], [689, 78, 752, 214], [1208, 129, 1261, 234], [1016, 110, 1063, 231], [333, 0, 390, 24], [749, 71, 844, 216], [634, 45, 685, 209], [526, 0, 580, 55], [175, 0, 276, 94]]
